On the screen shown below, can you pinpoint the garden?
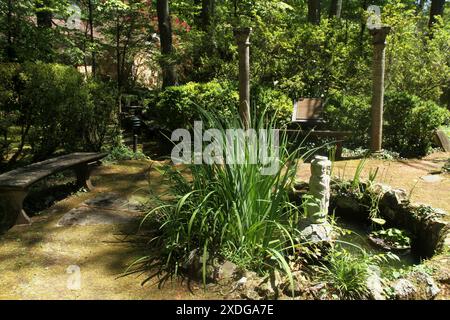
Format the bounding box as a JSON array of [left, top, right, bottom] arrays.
[[0, 0, 449, 301]]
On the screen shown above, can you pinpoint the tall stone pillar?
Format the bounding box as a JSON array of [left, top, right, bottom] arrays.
[[234, 27, 252, 129], [369, 26, 390, 153]]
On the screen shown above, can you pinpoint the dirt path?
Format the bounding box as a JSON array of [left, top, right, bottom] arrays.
[[297, 152, 450, 220], [0, 160, 215, 299], [0, 152, 449, 299]]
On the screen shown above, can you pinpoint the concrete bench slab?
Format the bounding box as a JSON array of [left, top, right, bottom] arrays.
[[0, 152, 107, 230]]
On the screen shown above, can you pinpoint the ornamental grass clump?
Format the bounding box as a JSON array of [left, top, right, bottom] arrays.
[[130, 108, 314, 285]]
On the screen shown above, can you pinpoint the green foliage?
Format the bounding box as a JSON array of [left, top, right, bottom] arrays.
[[134, 107, 306, 284], [316, 246, 399, 300], [252, 85, 293, 128], [316, 248, 372, 299], [147, 81, 293, 132], [370, 228, 411, 249], [384, 92, 450, 156], [383, 1, 450, 103], [148, 80, 238, 132], [0, 62, 117, 166], [323, 90, 371, 148], [103, 142, 147, 162]]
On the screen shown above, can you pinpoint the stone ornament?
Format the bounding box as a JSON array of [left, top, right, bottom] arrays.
[[306, 155, 331, 224]]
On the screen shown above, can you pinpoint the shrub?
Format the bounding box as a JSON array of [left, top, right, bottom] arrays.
[[21, 62, 91, 159], [144, 81, 293, 133], [83, 80, 118, 151], [148, 80, 239, 132], [323, 90, 371, 148], [384, 92, 450, 157], [103, 143, 147, 162], [0, 62, 117, 167], [252, 86, 293, 128]]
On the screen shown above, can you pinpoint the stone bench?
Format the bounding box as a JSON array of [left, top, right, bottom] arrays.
[[289, 98, 352, 159], [0, 152, 107, 229]]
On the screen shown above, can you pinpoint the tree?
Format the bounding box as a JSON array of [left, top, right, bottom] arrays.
[[35, 0, 53, 28], [157, 0, 177, 88], [429, 0, 445, 28], [329, 0, 342, 19], [307, 0, 321, 25], [87, 0, 96, 77]]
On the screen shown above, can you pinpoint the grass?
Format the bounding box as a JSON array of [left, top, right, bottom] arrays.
[[126, 108, 316, 288]]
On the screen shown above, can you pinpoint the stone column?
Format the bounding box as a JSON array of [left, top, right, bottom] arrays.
[[369, 26, 390, 153], [234, 27, 252, 129]]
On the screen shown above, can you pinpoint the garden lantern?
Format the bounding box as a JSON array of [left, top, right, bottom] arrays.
[[131, 115, 141, 153]]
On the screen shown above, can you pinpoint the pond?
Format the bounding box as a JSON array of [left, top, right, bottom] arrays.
[[335, 217, 420, 272]]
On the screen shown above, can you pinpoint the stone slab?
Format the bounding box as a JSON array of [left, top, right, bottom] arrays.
[[57, 193, 143, 227], [420, 175, 442, 183], [435, 130, 450, 152], [57, 206, 139, 226]]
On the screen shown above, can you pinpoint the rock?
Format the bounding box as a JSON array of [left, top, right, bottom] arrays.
[[254, 279, 277, 299], [217, 260, 238, 282], [366, 269, 385, 300], [420, 175, 441, 183], [382, 189, 408, 208], [237, 274, 264, 300], [299, 222, 333, 242], [410, 272, 440, 299], [335, 196, 362, 213], [282, 271, 308, 297], [308, 282, 327, 299], [393, 279, 416, 300], [372, 183, 391, 195], [293, 180, 309, 191], [57, 206, 138, 226]]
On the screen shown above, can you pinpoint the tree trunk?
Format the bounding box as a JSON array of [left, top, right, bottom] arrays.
[[157, 0, 177, 88], [6, 0, 15, 61], [428, 0, 445, 28], [35, 0, 53, 28], [329, 0, 342, 19], [307, 0, 321, 25], [200, 0, 215, 30], [88, 0, 96, 77], [116, 16, 122, 92]]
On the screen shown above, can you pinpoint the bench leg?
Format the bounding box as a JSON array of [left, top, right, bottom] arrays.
[[74, 163, 94, 191], [336, 141, 343, 160], [0, 190, 31, 227]]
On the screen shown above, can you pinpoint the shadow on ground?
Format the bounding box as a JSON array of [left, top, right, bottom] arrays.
[[0, 160, 218, 300]]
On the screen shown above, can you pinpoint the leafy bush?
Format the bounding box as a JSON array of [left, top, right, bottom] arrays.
[[316, 247, 398, 300], [145, 81, 293, 133], [146, 80, 238, 132], [252, 86, 293, 128], [0, 62, 117, 167], [384, 92, 450, 157], [323, 90, 371, 148], [20, 62, 91, 159], [103, 142, 147, 162]]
